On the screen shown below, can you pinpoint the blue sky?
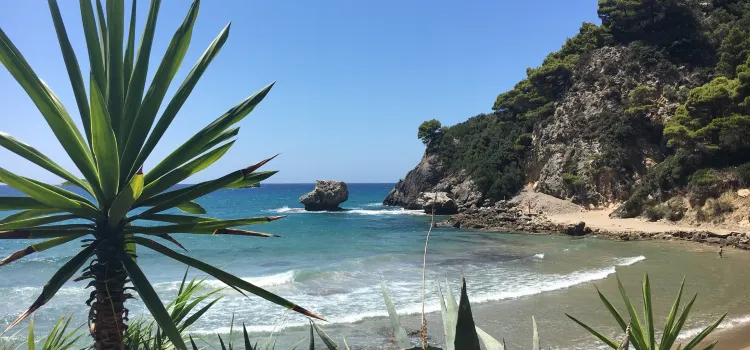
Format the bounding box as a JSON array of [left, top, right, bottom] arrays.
[[0, 0, 599, 184]]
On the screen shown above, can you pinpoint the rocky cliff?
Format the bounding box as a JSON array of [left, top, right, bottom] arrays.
[[383, 154, 483, 211], [386, 0, 750, 216], [529, 45, 704, 206]]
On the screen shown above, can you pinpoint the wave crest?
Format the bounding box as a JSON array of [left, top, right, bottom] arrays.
[[616, 256, 646, 266], [268, 206, 425, 216]]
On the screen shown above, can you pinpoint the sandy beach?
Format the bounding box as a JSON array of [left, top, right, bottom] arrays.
[[508, 187, 750, 349], [547, 208, 734, 235]]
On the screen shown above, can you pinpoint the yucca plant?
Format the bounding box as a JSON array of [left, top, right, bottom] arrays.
[[0, 0, 321, 348], [567, 275, 725, 350]]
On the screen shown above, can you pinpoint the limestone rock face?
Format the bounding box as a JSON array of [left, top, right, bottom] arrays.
[[384, 153, 482, 211], [529, 46, 701, 206], [383, 153, 444, 210], [416, 192, 458, 215], [300, 180, 349, 211]]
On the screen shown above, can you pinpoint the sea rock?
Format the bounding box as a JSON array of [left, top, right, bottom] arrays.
[[738, 189, 750, 198], [416, 192, 458, 215], [299, 180, 349, 211], [563, 221, 587, 236]]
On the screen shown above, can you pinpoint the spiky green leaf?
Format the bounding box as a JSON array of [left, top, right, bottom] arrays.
[[121, 0, 200, 177], [0, 132, 93, 195], [0, 28, 100, 197], [79, 0, 105, 102], [123, 0, 136, 93], [121, 0, 162, 147], [122, 252, 188, 350], [108, 170, 143, 228], [47, 0, 91, 145], [127, 216, 283, 234], [4, 243, 95, 332], [566, 314, 619, 349], [130, 22, 231, 179], [454, 278, 480, 350], [381, 281, 411, 349], [145, 83, 275, 184], [134, 237, 323, 320], [89, 73, 120, 202], [475, 327, 504, 350], [141, 141, 235, 200], [0, 168, 99, 219], [311, 322, 341, 350], [0, 209, 63, 224]]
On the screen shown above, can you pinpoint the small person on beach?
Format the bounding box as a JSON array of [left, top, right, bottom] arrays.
[[719, 246, 724, 258]]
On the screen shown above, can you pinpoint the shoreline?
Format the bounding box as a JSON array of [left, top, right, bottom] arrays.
[[441, 188, 750, 251], [435, 189, 750, 349], [545, 209, 750, 251]]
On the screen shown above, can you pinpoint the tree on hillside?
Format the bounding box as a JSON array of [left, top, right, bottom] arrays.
[[664, 61, 750, 158], [597, 0, 709, 63], [716, 26, 750, 77], [418, 119, 442, 145]]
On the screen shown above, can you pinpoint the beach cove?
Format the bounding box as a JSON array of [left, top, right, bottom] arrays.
[[1, 183, 748, 349]]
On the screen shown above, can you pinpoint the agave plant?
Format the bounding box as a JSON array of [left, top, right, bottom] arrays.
[[303, 279, 541, 350], [567, 275, 725, 350], [0, 0, 321, 348]]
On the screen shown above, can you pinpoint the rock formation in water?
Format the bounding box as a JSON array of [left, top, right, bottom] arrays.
[[415, 192, 458, 215], [300, 180, 349, 211]]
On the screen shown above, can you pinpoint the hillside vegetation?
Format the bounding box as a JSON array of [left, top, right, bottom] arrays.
[[417, 0, 750, 217]]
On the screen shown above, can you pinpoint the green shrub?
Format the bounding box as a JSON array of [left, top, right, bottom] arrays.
[[515, 133, 533, 147], [706, 197, 735, 217], [736, 162, 750, 185], [563, 173, 584, 186], [665, 197, 687, 221], [644, 204, 666, 221], [687, 168, 724, 205], [627, 85, 658, 108], [688, 168, 720, 187]]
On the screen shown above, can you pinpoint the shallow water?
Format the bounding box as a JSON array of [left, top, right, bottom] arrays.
[[1, 184, 748, 349]]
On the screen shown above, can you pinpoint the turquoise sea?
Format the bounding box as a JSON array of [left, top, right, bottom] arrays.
[[2, 183, 750, 349]]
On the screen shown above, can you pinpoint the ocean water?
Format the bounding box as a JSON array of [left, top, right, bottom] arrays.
[[1, 183, 750, 349]]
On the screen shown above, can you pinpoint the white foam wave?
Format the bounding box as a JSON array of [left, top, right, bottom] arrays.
[[179, 256, 650, 335], [299, 259, 649, 326], [271, 206, 306, 213], [345, 208, 426, 216], [616, 255, 646, 266], [534, 253, 545, 259], [679, 314, 750, 340], [365, 202, 384, 207], [472, 267, 617, 304], [268, 206, 425, 216], [154, 270, 296, 292]]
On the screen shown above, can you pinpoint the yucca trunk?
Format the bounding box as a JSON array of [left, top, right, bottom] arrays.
[[89, 231, 129, 350]]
